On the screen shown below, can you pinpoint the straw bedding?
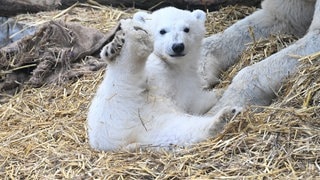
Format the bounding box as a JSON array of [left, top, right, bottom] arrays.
[[0, 3, 319, 179]]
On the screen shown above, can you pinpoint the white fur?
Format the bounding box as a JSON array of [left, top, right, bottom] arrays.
[[200, 0, 316, 87], [134, 7, 221, 115], [203, 0, 320, 114], [87, 19, 232, 151]]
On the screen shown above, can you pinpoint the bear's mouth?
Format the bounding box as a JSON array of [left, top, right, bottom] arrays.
[[169, 54, 185, 57]]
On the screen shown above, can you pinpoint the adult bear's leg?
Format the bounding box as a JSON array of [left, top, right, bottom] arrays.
[[208, 0, 320, 115], [200, 0, 315, 88]]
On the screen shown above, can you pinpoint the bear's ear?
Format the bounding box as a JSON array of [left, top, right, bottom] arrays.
[[192, 9, 206, 23], [133, 11, 151, 24]]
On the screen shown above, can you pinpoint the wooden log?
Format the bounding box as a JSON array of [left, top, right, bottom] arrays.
[[0, 0, 85, 16], [96, 0, 262, 11], [0, 0, 261, 17]]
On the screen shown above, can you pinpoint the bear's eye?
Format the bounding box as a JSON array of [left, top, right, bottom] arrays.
[[184, 27, 190, 33], [159, 29, 167, 35]]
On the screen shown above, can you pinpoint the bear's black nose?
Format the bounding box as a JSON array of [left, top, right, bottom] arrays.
[[172, 43, 185, 54]]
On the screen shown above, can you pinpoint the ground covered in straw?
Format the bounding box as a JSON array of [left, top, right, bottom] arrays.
[[1, 3, 319, 179]]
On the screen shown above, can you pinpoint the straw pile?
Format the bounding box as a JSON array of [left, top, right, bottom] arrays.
[[1, 4, 319, 179]]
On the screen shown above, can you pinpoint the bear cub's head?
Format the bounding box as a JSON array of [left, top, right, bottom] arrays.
[[133, 7, 206, 64]]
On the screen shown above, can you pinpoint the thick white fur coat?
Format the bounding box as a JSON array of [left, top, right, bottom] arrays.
[[87, 19, 230, 151]]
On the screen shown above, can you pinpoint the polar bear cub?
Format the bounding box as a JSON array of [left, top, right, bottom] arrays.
[[133, 7, 222, 115], [87, 18, 233, 151]]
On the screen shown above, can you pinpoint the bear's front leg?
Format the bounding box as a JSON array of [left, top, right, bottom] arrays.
[[208, 21, 320, 115], [208, 0, 320, 114]]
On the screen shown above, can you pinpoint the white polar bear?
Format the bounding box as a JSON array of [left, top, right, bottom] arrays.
[[201, 0, 320, 114], [133, 7, 222, 115], [87, 19, 233, 151]]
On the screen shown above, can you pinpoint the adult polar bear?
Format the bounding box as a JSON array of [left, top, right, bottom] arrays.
[[202, 0, 320, 114]]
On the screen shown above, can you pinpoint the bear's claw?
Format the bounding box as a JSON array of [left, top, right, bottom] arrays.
[[101, 30, 126, 61]]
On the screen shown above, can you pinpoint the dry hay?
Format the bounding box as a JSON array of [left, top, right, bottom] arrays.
[[0, 4, 319, 179]]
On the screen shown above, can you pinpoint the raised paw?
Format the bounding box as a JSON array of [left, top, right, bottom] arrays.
[[119, 19, 153, 58], [100, 30, 125, 61]]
